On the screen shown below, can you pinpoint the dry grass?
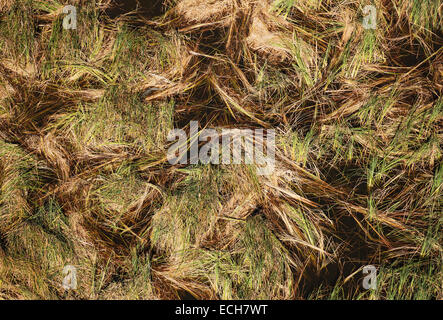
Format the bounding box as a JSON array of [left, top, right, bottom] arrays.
[[0, 0, 441, 300]]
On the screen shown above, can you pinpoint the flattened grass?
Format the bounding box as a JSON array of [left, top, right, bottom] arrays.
[[0, 0, 441, 300]]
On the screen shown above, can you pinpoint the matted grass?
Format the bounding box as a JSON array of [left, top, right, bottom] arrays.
[[0, 0, 441, 300]]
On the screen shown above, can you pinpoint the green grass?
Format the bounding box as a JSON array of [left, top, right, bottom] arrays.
[[0, 0, 441, 300]]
